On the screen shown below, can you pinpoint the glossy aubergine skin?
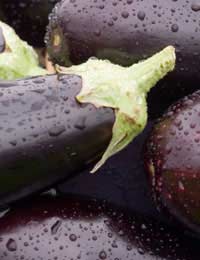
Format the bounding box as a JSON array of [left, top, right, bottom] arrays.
[[46, 0, 200, 117], [47, 0, 200, 73], [0, 0, 59, 47], [0, 195, 199, 260], [0, 75, 114, 207], [144, 90, 200, 234]]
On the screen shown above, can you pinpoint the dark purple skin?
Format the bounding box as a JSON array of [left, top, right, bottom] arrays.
[[46, 0, 200, 117], [0, 0, 59, 47], [46, 0, 200, 75], [0, 194, 199, 260], [144, 90, 200, 234], [0, 75, 114, 207]]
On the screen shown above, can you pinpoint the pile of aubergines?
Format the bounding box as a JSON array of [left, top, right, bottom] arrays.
[[0, 0, 200, 243]]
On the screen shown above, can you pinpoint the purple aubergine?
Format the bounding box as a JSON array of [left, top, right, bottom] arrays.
[[0, 74, 114, 207], [144, 90, 200, 234], [0, 194, 198, 260], [46, 0, 200, 115]]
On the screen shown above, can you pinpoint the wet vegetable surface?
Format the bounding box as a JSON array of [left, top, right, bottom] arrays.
[[0, 1, 199, 258], [0, 194, 199, 260], [0, 74, 114, 207], [46, 0, 200, 117], [144, 91, 200, 235], [0, 0, 59, 47], [47, 0, 200, 76]]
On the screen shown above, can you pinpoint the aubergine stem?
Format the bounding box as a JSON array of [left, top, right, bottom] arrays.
[[46, 0, 200, 118], [58, 46, 176, 172], [0, 21, 47, 80]]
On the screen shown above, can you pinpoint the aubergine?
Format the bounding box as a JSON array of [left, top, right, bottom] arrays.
[[0, 46, 175, 206], [144, 90, 200, 234], [0, 194, 199, 260], [46, 0, 200, 116], [0, 74, 115, 207], [0, 0, 59, 47]]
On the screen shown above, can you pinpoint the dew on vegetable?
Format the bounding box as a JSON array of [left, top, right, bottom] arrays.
[[6, 238, 17, 252]]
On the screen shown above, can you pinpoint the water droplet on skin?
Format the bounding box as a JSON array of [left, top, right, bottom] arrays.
[[178, 181, 185, 191], [118, 230, 124, 236], [99, 250, 107, 259], [31, 89, 45, 94], [191, 3, 200, 12], [6, 238, 17, 252], [137, 11, 146, 21], [138, 247, 145, 255], [64, 109, 70, 114], [111, 241, 118, 248], [141, 224, 147, 230], [74, 116, 86, 130], [51, 220, 62, 235], [94, 29, 101, 36], [0, 208, 10, 218], [171, 24, 179, 32], [69, 234, 77, 241], [121, 11, 129, 18], [127, 244, 132, 251], [48, 125, 66, 137], [24, 242, 29, 247], [9, 140, 17, 146]]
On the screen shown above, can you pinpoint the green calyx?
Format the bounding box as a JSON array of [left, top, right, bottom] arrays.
[[57, 46, 176, 173], [0, 21, 47, 80]]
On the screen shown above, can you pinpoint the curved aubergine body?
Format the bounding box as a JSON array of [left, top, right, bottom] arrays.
[[46, 0, 200, 115], [0, 195, 199, 260], [0, 75, 114, 207], [144, 90, 200, 234], [0, 0, 59, 47]]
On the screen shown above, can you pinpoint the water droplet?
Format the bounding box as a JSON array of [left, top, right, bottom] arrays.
[[6, 238, 17, 252], [137, 11, 146, 21], [49, 125, 66, 137], [51, 220, 62, 235], [99, 250, 107, 259], [92, 236, 97, 241], [74, 116, 86, 130], [9, 140, 17, 146], [171, 24, 179, 32], [138, 247, 145, 255], [191, 3, 200, 12], [24, 242, 29, 247], [121, 11, 129, 18], [178, 181, 185, 191], [69, 234, 77, 242]]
